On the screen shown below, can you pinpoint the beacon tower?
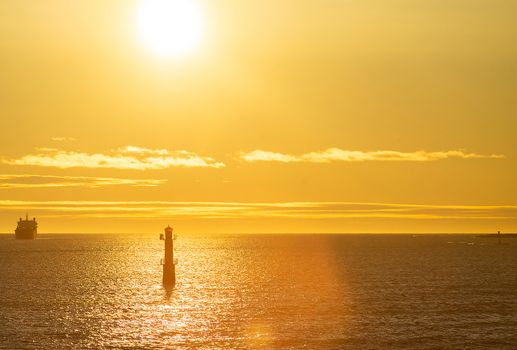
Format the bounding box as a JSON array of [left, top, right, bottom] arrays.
[[161, 225, 176, 286]]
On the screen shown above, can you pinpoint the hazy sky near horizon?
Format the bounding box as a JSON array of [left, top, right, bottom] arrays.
[[1, 0, 516, 233]]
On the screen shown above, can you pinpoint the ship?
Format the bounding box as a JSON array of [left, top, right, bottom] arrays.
[[15, 214, 38, 240]]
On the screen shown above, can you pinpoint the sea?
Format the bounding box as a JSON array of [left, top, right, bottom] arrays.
[[0, 234, 515, 349]]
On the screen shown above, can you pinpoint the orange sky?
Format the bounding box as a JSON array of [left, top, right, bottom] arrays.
[[1, 0, 516, 233]]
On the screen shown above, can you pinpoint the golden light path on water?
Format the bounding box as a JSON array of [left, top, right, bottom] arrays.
[[140, 234, 347, 348]]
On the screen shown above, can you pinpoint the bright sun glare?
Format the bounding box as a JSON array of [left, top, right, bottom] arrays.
[[137, 0, 203, 57]]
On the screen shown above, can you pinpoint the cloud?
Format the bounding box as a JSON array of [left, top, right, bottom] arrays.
[[0, 174, 166, 189], [116, 145, 169, 156], [51, 136, 76, 142], [2, 146, 225, 170], [239, 148, 505, 163], [0, 201, 514, 220], [240, 150, 300, 163]]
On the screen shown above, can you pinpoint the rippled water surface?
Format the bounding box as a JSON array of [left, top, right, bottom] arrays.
[[0, 234, 515, 349]]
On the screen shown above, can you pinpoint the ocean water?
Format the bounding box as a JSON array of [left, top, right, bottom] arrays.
[[0, 234, 515, 349]]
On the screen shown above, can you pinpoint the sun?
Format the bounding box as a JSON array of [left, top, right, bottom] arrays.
[[137, 0, 203, 57]]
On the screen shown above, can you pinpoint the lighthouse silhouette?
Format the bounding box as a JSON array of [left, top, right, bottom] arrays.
[[161, 225, 176, 286]]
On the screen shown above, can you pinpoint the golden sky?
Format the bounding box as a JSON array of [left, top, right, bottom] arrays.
[[1, 0, 516, 233]]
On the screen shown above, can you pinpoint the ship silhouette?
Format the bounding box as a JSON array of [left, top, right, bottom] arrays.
[[15, 214, 37, 240]]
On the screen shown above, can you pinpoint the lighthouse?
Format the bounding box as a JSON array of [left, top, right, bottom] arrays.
[[160, 225, 176, 286]]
